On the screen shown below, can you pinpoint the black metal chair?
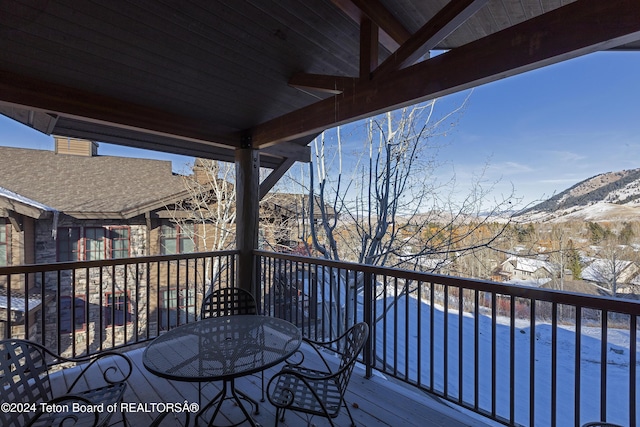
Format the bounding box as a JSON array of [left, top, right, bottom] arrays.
[[200, 286, 258, 319], [0, 338, 132, 427], [267, 322, 369, 427], [199, 287, 264, 409], [150, 410, 190, 427]]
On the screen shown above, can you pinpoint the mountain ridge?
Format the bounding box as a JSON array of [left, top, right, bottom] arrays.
[[519, 168, 640, 222]]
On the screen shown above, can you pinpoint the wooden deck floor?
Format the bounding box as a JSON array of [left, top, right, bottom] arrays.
[[50, 344, 497, 427]]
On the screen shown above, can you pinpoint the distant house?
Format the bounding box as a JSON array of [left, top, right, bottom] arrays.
[[259, 193, 337, 252], [498, 256, 558, 287], [396, 252, 454, 274], [581, 258, 639, 295]]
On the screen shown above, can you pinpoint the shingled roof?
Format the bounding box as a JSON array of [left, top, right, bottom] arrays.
[[0, 146, 189, 219]]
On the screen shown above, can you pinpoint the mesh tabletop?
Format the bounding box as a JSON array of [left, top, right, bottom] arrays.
[[143, 315, 301, 382]]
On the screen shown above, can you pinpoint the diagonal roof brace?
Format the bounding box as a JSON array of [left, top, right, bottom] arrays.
[[372, 0, 489, 78], [288, 1, 488, 101]]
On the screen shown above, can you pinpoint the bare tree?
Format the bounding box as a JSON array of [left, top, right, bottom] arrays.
[[585, 237, 636, 297], [292, 98, 517, 328], [165, 159, 236, 293]]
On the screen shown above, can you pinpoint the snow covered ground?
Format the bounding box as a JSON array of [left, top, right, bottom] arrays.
[[522, 202, 640, 223], [370, 295, 638, 427]]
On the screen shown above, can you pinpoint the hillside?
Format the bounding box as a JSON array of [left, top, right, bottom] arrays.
[[519, 168, 640, 222]]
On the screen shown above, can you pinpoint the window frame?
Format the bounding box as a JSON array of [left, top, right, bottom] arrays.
[[108, 226, 131, 259], [159, 288, 197, 329], [57, 227, 81, 262], [59, 295, 86, 333], [160, 222, 196, 255], [0, 219, 8, 266], [57, 226, 131, 261], [104, 291, 133, 327], [84, 226, 107, 261]]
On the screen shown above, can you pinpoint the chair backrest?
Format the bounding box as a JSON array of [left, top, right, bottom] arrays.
[[335, 322, 369, 396], [582, 423, 624, 427], [200, 287, 258, 319], [0, 340, 52, 426]]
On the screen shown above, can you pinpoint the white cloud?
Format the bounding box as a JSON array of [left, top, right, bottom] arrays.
[[544, 150, 587, 162]]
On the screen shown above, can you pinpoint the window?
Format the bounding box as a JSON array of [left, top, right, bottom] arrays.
[[58, 227, 81, 261], [160, 222, 195, 254], [105, 292, 132, 326], [0, 219, 7, 266], [84, 227, 106, 260], [59, 296, 86, 333], [57, 227, 130, 261], [160, 288, 196, 329], [110, 227, 130, 258]]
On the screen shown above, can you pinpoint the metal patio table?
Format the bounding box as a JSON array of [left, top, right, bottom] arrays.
[[143, 315, 302, 427]]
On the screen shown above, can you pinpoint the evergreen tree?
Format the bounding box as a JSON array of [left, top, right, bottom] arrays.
[[566, 240, 582, 279], [619, 222, 635, 245], [588, 222, 612, 244]]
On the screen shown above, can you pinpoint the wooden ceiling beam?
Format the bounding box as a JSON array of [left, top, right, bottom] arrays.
[[331, 0, 410, 52], [252, 0, 640, 148], [288, 73, 358, 95], [373, 0, 489, 79], [296, 1, 485, 93], [0, 106, 59, 135], [360, 17, 379, 80], [0, 69, 242, 149], [261, 141, 311, 163], [349, 0, 411, 46]]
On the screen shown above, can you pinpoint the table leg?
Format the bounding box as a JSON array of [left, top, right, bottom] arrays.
[[196, 379, 259, 427], [236, 388, 260, 415], [227, 383, 258, 427]]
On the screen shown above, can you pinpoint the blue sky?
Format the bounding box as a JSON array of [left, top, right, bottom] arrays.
[[437, 50, 640, 207], [1, 50, 639, 208]]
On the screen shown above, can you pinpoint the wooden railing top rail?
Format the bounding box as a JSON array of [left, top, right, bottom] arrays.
[[0, 250, 239, 275], [255, 250, 640, 315]]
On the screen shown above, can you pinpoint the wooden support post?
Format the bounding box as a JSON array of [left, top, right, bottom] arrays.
[[235, 144, 260, 295]]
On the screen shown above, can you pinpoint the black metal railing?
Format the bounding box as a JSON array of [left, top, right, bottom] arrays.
[[0, 251, 236, 357], [256, 250, 639, 427], [2, 249, 638, 426]]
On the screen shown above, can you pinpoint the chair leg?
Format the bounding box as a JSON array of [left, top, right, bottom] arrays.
[[274, 408, 281, 427], [343, 398, 356, 427], [260, 372, 265, 402]]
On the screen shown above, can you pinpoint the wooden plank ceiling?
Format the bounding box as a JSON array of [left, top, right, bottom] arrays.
[[0, 0, 639, 169]]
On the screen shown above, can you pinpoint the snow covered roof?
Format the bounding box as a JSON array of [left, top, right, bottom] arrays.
[[505, 277, 552, 288], [398, 255, 452, 271], [504, 256, 557, 274], [0, 288, 43, 314], [0, 186, 56, 211], [581, 258, 635, 283], [0, 186, 57, 219]]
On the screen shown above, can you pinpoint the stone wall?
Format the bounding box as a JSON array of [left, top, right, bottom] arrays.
[[34, 218, 150, 355]]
